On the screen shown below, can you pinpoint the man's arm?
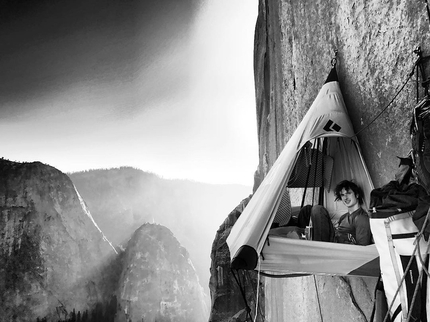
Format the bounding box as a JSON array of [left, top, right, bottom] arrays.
[[354, 214, 372, 245]]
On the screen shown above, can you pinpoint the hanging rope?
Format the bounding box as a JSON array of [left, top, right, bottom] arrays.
[[381, 207, 430, 322], [405, 208, 430, 322], [253, 257, 262, 322], [245, 272, 266, 322], [351, 46, 430, 138], [231, 269, 253, 321], [243, 264, 265, 322], [313, 275, 324, 322], [352, 70, 414, 138]]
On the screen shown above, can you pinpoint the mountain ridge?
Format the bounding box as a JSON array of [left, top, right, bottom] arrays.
[[1, 159, 210, 321], [69, 166, 251, 311]]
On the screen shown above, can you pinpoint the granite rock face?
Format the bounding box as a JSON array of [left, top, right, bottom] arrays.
[[211, 1, 429, 320], [254, 0, 430, 188], [116, 223, 207, 322], [1, 160, 210, 322], [250, 0, 430, 320], [208, 197, 265, 322], [0, 159, 118, 321]]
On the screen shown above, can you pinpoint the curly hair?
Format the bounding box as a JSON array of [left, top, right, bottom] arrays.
[[334, 180, 364, 205]]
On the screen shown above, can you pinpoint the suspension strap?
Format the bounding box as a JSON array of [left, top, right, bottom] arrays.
[[231, 269, 253, 321], [300, 144, 314, 208], [319, 139, 327, 205], [312, 139, 321, 205], [253, 257, 262, 322]]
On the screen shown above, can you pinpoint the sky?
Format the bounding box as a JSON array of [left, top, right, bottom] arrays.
[[0, 0, 259, 186]]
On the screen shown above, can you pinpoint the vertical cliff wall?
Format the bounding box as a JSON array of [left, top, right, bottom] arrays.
[[255, 0, 430, 188], [253, 0, 430, 321], [0, 159, 118, 321]]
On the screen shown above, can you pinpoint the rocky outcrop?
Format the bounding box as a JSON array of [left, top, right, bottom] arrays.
[[209, 197, 264, 322], [0, 159, 118, 321], [116, 223, 207, 322], [69, 167, 251, 312]]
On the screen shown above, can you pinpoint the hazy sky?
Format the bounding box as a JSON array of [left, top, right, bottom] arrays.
[[0, 0, 258, 186]]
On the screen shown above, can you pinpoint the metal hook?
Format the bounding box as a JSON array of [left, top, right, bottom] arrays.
[[414, 46, 422, 57], [331, 49, 338, 67]]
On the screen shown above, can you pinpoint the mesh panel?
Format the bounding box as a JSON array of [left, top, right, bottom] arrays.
[[273, 187, 292, 226], [288, 148, 333, 188]]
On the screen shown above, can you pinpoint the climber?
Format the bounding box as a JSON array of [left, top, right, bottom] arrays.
[[297, 180, 372, 245], [333, 180, 372, 245]]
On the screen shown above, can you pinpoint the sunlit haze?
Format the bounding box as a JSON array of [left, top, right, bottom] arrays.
[[0, 0, 259, 186]]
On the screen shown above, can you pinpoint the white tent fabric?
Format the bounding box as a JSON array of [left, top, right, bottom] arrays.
[[227, 68, 376, 276], [260, 237, 379, 276]]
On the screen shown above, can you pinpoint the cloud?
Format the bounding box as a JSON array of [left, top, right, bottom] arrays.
[[0, 0, 197, 119], [0, 0, 259, 185]]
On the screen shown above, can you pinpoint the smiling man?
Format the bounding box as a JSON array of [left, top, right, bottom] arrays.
[[334, 180, 373, 245]]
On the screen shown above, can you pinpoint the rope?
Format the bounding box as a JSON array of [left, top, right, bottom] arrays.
[[231, 269, 253, 321], [415, 206, 430, 279], [384, 217, 409, 320], [352, 46, 430, 138], [245, 270, 266, 322], [416, 238, 430, 278], [382, 237, 417, 322], [404, 208, 430, 322], [405, 241, 430, 322], [254, 257, 261, 322], [406, 263, 425, 322], [382, 207, 430, 322], [313, 275, 324, 322], [352, 70, 414, 138], [404, 210, 430, 322]]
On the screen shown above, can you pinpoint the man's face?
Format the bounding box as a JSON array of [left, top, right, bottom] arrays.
[[339, 188, 359, 209]]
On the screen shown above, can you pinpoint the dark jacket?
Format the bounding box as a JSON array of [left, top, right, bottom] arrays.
[[335, 207, 372, 245]]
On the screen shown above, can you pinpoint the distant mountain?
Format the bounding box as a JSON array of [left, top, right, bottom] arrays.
[[0, 159, 118, 321], [69, 167, 252, 310], [116, 223, 207, 322], [0, 160, 218, 321]]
